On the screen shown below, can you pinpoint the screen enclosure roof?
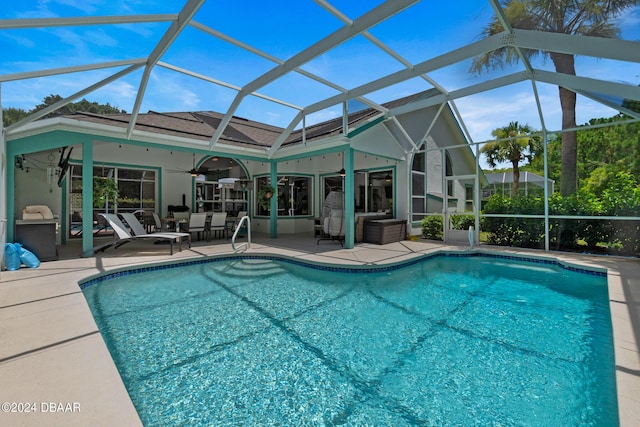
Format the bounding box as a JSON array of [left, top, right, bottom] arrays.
[[1, 0, 639, 159]]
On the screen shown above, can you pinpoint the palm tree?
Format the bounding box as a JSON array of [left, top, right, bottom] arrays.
[[471, 0, 638, 196], [481, 121, 540, 195]]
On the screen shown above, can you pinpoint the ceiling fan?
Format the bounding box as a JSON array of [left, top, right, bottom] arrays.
[[167, 154, 211, 176], [321, 167, 366, 176]]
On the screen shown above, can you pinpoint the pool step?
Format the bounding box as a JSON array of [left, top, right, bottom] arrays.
[[208, 259, 286, 280]]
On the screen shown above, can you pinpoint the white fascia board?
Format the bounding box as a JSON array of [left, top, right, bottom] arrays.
[[270, 136, 350, 161], [4, 117, 67, 140], [5, 117, 268, 157]]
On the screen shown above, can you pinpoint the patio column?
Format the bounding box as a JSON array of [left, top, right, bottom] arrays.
[[5, 134, 16, 244], [270, 162, 277, 238], [82, 140, 94, 257], [474, 141, 480, 245], [543, 132, 550, 252], [343, 148, 355, 249]]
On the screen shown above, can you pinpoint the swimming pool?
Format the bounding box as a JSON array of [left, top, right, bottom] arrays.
[[81, 253, 617, 426]]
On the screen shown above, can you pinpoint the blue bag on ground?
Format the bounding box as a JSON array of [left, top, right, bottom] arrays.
[[4, 243, 21, 271], [17, 243, 40, 268]]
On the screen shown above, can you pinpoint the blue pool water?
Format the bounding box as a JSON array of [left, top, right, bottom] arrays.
[[82, 254, 618, 426]]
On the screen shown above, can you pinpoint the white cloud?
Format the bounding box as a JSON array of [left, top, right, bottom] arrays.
[[305, 108, 341, 126], [51, 0, 103, 14], [455, 90, 543, 142], [618, 6, 640, 31], [143, 73, 201, 112], [90, 80, 137, 110], [1, 33, 36, 49], [83, 29, 119, 48]]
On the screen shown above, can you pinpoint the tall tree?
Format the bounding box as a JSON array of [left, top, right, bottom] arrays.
[[2, 95, 126, 126], [33, 94, 126, 116], [481, 121, 540, 195], [1, 107, 29, 127], [471, 0, 638, 196]]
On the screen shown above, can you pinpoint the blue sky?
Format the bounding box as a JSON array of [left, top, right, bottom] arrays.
[[1, 0, 639, 143]]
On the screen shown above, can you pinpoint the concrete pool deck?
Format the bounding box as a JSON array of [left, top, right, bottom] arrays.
[[1, 235, 638, 426]]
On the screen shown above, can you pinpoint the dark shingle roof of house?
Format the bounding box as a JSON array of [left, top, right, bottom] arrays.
[[63, 89, 440, 150]]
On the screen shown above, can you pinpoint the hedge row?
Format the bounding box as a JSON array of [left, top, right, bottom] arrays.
[[421, 181, 639, 257]]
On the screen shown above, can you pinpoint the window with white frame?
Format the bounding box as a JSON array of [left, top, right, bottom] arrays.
[[68, 164, 157, 237], [255, 175, 311, 216]]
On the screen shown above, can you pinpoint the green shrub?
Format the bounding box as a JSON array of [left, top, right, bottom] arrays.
[[450, 214, 475, 230], [481, 194, 545, 248], [421, 215, 443, 240], [481, 175, 640, 256]]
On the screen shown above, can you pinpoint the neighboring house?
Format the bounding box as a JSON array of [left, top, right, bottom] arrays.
[[5, 90, 481, 254], [482, 172, 554, 199]]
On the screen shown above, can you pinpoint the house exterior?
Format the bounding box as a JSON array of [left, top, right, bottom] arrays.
[[5, 90, 480, 255]]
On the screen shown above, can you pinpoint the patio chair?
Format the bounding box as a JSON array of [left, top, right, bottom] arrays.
[[229, 211, 247, 236], [95, 213, 191, 255], [187, 212, 208, 241], [209, 212, 228, 239], [151, 212, 168, 232]]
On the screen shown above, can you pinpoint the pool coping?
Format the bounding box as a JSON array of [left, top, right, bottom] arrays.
[[1, 239, 638, 426], [79, 249, 608, 289]]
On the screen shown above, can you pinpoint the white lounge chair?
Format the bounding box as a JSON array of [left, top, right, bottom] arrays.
[[95, 213, 191, 255], [121, 212, 191, 243]]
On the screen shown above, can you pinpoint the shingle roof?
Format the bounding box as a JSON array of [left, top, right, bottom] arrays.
[[63, 89, 441, 151]]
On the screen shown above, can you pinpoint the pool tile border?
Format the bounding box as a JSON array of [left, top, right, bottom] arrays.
[[79, 249, 606, 289]]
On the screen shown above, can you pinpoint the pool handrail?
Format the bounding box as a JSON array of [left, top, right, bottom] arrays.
[[231, 215, 250, 252]]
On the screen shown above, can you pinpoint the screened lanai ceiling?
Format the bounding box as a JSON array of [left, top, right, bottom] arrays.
[[1, 0, 639, 158]]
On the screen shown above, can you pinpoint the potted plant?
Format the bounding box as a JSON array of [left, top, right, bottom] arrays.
[[93, 176, 119, 209], [257, 185, 275, 211]]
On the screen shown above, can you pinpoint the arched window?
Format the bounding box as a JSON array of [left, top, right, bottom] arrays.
[[193, 156, 249, 215]]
